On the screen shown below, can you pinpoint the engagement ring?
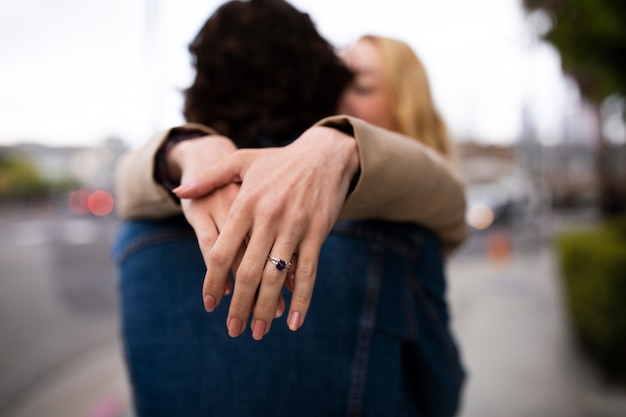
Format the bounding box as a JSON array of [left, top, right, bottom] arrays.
[[267, 255, 291, 271]]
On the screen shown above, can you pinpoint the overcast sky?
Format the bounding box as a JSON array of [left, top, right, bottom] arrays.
[[0, 0, 578, 148]]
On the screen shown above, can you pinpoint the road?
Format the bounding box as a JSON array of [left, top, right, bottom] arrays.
[[0, 206, 130, 417]]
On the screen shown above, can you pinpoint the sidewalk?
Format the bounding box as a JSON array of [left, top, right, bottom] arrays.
[[2, 340, 132, 417], [447, 242, 626, 417]]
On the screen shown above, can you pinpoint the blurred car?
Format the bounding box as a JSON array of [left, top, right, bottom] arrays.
[[465, 169, 539, 230]]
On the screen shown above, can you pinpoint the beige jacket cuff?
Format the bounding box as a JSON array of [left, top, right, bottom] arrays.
[[316, 115, 468, 253]]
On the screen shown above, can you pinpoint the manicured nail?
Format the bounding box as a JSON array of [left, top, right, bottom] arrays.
[[172, 185, 184, 194], [252, 319, 266, 341], [288, 311, 302, 331], [203, 294, 216, 312], [228, 317, 244, 338]]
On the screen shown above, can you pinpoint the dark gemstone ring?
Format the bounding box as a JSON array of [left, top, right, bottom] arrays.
[[267, 255, 291, 271]]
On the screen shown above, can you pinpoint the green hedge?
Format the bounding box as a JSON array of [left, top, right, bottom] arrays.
[[557, 217, 626, 383]]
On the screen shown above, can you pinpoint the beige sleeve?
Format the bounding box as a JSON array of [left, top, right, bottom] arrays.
[[114, 123, 218, 219], [316, 115, 468, 253]]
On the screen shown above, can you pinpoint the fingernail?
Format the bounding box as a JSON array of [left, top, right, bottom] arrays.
[[288, 311, 302, 331], [228, 317, 244, 338], [172, 184, 188, 194], [252, 319, 266, 341], [287, 272, 295, 284], [203, 294, 216, 312]]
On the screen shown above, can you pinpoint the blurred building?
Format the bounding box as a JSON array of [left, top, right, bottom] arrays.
[[0, 137, 128, 193], [458, 96, 619, 219]]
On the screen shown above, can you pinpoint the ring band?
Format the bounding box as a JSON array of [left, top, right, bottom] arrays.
[[267, 255, 291, 271]]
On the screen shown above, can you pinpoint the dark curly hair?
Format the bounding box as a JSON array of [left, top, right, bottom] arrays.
[[183, 0, 354, 147]]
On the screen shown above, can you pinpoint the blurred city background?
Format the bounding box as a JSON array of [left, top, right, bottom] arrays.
[[1, 1, 626, 416]]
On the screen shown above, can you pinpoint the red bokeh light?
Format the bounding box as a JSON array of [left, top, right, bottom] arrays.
[[68, 189, 115, 216], [68, 189, 91, 215], [87, 190, 115, 216]]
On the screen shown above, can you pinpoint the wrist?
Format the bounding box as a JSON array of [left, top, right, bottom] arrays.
[[338, 130, 360, 195], [320, 126, 360, 186], [155, 130, 207, 193], [306, 125, 361, 195], [174, 135, 238, 185], [165, 141, 187, 185]]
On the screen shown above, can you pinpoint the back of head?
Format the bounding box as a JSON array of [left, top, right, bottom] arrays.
[[184, 0, 353, 147], [362, 35, 451, 157]]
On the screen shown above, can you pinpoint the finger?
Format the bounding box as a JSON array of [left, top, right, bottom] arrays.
[[286, 239, 321, 332], [174, 151, 247, 198], [251, 238, 297, 341], [226, 228, 272, 338], [206, 183, 241, 298], [182, 203, 224, 312], [275, 293, 285, 318], [250, 259, 289, 341], [226, 243, 246, 296], [223, 275, 233, 296], [284, 253, 298, 292], [202, 211, 252, 316]]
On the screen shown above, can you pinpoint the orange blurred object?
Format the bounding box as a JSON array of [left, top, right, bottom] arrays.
[[487, 230, 512, 262]]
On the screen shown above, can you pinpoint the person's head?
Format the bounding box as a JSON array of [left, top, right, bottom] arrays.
[[183, 0, 353, 147], [338, 35, 451, 156]]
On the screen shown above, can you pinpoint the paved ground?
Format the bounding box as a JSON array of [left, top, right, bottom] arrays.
[[0, 207, 132, 417], [4, 340, 131, 417], [448, 245, 626, 417]]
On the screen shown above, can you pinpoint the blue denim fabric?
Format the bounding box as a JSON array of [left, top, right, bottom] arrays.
[[112, 217, 465, 417]]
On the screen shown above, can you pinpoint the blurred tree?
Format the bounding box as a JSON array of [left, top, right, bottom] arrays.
[[523, 0, 626, 215], [0, 156, 49, 202]]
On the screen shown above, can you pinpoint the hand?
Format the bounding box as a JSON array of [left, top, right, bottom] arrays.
[[170, 134, 288, 318], [174, 126, 360, 341]]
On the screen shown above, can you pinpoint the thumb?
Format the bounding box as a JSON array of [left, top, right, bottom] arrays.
[[174, 152, 246, 198]]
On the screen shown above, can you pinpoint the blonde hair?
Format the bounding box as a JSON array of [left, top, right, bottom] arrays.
[[360, 35, 452, 157]]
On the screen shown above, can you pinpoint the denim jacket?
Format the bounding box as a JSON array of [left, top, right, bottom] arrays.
[[113, 217, 464, 417]]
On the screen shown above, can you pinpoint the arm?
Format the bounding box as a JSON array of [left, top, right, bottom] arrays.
[[115, 118, 467, 252]]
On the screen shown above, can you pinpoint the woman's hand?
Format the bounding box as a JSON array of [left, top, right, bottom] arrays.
[[175, 126, 360, 340], [168, 136, 243, 297]]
